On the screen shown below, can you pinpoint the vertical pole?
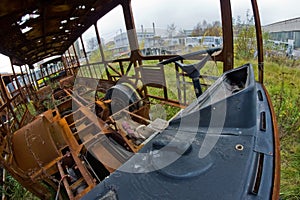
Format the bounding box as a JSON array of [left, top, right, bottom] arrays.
[[0, 76, 8, 104], [2, 167, 6, 200], [9, 76, 16, 93], [121, 0, 142, 81], [40, 65, 47, 86], [19, 66, 31, 102], [67, 49, 74, 76], [219, 0, 234, 72], [80, 36, 93, 78], [45, 64, 50, 79], [121, 0, 139, 52], [72, 44, 80, 67], [31, 68, 39, 89], [25, 65, 38, 102], [251, 0, 264, 84], [80, 36, 89, 65], [24, 65, 35, 89], [72, 44, 80, 76], [95, 23, 107, 78], [94, 24, 106, 62], [62, 54, 68, 75], [57, 162, 74, 199]]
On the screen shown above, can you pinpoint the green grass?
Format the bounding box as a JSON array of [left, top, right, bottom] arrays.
[[0, 174, 39, 200], [236, 58, 300, 200], [264, 60, 300, 200]]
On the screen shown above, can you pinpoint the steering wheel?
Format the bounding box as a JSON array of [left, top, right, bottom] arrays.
[[159, 47, 222, 98]]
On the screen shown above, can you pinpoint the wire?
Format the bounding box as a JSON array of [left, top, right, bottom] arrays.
[[55, 175, 69, 200]]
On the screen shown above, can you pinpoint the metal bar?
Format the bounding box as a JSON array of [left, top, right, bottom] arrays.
[[69, 151, 95, 188], [67, 49, 75, 76], [24, 65, 36, 90], [62, 54, 68, 75], [80, 36, 92, 78], [9, 76, 16, 91], [175, 64, 182, 104], [82, 156, 101, 183], [45, 62, 50, 78], [121, 0, 139, 52], [262, 85, 280, 200], [122, 109, 151, 124], [40, 65, 47, 86], [31, 68, 39, 89], [146, 94, 186, 109], [251, 0, 264, 84], [119, 61, 125, 75], [95, 23, 107, 79], [19, 66, 31, 101], [0, 76, 9, 103], [57, 161, 74, 199], [107, 64, 122, 77], [73, 48, 83, 78], [94, 24, 106, 62], [2, 163, 6, 200], [0, 76, 20, 127], [92, 64, 98, 79], [218, 0, 234, 72], [72, 43, 80, 69]]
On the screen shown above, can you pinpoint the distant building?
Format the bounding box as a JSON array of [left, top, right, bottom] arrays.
[[114, 32, 129, 49], [263, 17, 300, 48], [112, 31, 155, 57], [114, 31, 155, 48]]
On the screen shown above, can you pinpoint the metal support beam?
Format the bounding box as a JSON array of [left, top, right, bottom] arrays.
[[94, 24, 106, 62], [19, 66, 31, 101], [72, 44, 80, 68], [67, 49, 75, 76], [80, 36, 90, 66], [94, 23, 107, 78], [251, 0, 264, 84], [80, 36, 94, 78], [219, 0, 234, 72], [121, 0, 140, 60]]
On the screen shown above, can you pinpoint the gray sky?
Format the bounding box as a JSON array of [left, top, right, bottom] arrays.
[[0, 0, 299, 72]]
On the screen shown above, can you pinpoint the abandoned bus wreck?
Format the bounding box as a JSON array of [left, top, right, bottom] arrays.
[[0, 0, 280, 199]]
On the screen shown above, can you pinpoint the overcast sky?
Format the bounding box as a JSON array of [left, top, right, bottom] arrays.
[[1, 0, 299, 72]]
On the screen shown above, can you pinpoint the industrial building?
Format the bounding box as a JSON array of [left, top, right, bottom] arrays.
[[263, 17, 300, 49]]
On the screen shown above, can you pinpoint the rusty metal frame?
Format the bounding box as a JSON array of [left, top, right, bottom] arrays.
[[251, 0, 264, 83], [263, 85, 280, 200], [0, 0, 279, 199]]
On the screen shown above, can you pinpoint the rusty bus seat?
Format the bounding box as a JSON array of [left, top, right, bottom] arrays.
[[59, 75, 75, 89], [12, 115, 62, 175], [35, 85, 53, 112], [36, 85, 52, 101]]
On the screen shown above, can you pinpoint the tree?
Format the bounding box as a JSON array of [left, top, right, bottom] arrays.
[[204, 20, 222, 36], [234, 10, 256, 59], [192, 22, 203, 36]]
